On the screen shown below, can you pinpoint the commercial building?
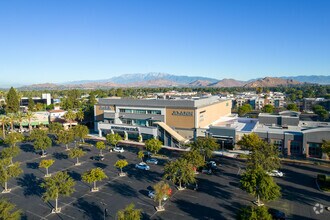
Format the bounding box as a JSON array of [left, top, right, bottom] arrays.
[[95, 96, 232, 148], [21, 93, 52, 106], [207, 111, 330, 159]]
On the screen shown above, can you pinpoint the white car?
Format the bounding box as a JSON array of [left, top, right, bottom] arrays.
[[266, 170, 283, 177], [135, 162, 150, 170], [148, 190, 168, 201], [113, 147, 124, 153], [146, 158, 158, 164]]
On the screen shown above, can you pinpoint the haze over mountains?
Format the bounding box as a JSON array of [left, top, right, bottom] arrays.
[[4, 72, 330, 90]]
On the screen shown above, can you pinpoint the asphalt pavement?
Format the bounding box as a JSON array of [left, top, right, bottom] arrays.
[[0, 140, 329, 220]]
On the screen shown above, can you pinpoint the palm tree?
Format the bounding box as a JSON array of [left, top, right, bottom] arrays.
[[24, 111, 35, 133], [64, 110, 76, 128], [7, 113, 16, 132], [15, 112, 25, 132], [0, 115, 8, 139]]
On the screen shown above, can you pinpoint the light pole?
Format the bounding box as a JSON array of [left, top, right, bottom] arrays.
[[100, 201, 107, 220]]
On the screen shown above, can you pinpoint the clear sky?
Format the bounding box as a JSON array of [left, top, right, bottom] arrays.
[[0, 0, 329, 86]]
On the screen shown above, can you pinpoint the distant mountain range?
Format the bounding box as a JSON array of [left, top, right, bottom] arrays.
[[10, 73, 330, 90]]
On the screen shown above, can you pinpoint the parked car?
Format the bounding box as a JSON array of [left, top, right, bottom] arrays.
[[148, 190, 168, 200], [113, 147, 124, 153], [266, 170, 283, 177], [135, 162, 150, 170], [144, 151, 152, 158], [91, 156, 105, 161], [268, 208, 286, 220], [146, 158, 158, 164], [207, 161, 218, 170], [201, 168, 212, 175], [38, 151, 48, 156]]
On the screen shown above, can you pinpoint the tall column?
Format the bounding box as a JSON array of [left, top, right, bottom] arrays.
[[305, 143, 309, 158], [287, 140, 291, 156], [98, 129, 102, 137]]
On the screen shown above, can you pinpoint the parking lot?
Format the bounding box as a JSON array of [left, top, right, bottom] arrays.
[[1, 140, 330, 220]]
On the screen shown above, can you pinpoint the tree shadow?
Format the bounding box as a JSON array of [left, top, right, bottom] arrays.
[[108, 182, 138, 198], [26, 162, 39, 169], [127, 165, 162, 183], [174, 199, 224, 220], [93, 162, 108, 169], [17, 173, 43, 197], [52, 152, 68, 160], [73, 198, 104, 220], [19, 143, 34, 153], [67, 170, 81, 181], [197, 178, 232, 200], [117, 154, 126, 159]]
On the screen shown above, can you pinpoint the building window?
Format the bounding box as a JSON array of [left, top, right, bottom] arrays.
[[290, 141, 301, 155], [308, 143, 322, 158]]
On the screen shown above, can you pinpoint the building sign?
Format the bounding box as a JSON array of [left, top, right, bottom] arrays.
[[172, 111, 193, 117], [111, 126, 139, 132], [99, 105, 114, 110]]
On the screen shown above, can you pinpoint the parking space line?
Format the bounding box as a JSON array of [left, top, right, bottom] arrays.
[[26, 210, 47, 220]]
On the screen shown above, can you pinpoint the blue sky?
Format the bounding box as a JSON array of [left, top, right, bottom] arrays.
[[0, 0, 329, 85]]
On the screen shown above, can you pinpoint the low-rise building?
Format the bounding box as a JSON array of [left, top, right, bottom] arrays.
[[95, 96, 232, 148]]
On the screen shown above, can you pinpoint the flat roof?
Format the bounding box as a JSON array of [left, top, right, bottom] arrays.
[[211, 116, 258, 132], [98, 96, 227, 109]]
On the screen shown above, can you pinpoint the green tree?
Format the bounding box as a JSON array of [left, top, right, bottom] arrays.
[[75, 109, 84, 123], [48, 122, 64, 137], [40, 171, 75, 213], [0, 115, 8, 139], [25, 111, 35, 133], [145, 138, 162, 154], [95, 141, 106, 156], [0, 146, 21, 164], [321, 140, 330, 159], [88, 93, 97, 106], [116, 203, 142, 220], [73, 125, 89, 143], [0, 198, 22, 220], [39, 159, 55, 177], [190, 137, 219, 161], [237, 206, 272, 220], [0, 158, 22, 193], [240, 167, 281, 206], [4, 132, 23, 148], [137, 151, 144, 162], [68, 148, 86, 165], [7, 114, 16, 132], [238, 104, 252, 117], [64, 110, 76, 128], [164, 158, 196, 190], [286, 103, 299, 111], [114, 159, 128, 175], [29, 129, 48, 142], [35, 103, 45, 111], [262, 104, 275, 113], [57, 130, 75, 150], [313, 105, 329, 121], [153, 181, 171, 210], [28, 97, 36, 111], [34, 136, 52, 157], [182, 150, 205, 172], [237, 133, 264, 151], [15, 112, 25, 132], [106, 133, 122, 147], [5, 87, 20, 114], [81, 168, 108, 192]]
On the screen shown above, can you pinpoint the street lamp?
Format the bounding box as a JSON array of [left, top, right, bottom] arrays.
[[100, 202, 107, 220]]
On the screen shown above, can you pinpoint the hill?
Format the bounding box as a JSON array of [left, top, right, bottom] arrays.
[[208, 79, 246, 87], [244, 77, 303, 87]]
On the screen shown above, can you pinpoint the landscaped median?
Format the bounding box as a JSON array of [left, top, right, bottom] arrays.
[[316, 174, 330, 192]]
